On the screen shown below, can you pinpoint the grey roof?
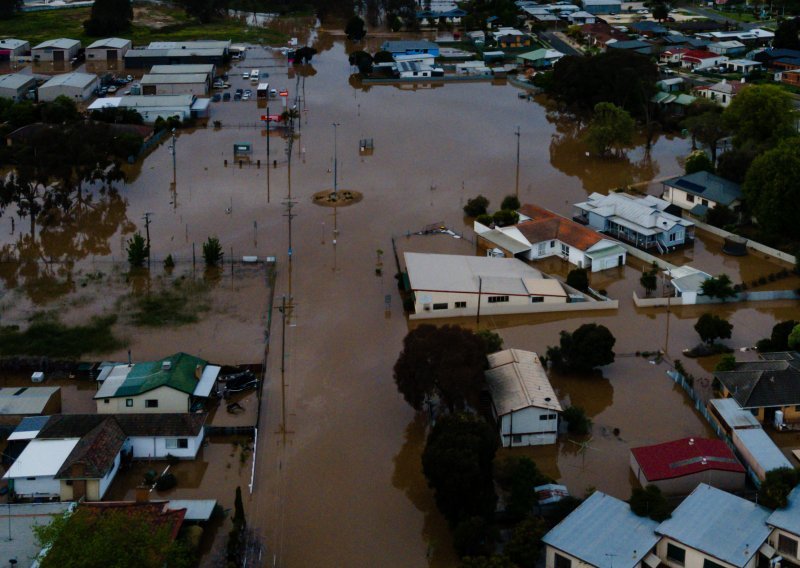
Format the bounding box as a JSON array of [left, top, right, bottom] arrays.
[[478, 229, 532, 255], [140, 73, 210, 85], [733, 428, 793, 473], [583, 0, 622, 4], [149, 64, 215, 75], [0, 502, 75, 567], [0, 73, 37, 90], [708, 398, 761, 429], [767, 486, 800, 536], [165, 499, 217, 521], [671, 270, 710, 294], [32, 38, 80, 50], [40, 72, 98, 89], [714, 352, 800, 408], [542, 491, 660, 568], [575, 192, 693, 235], [126, 47, 225, 58], [0, 386, 59, 415], [662, 171, 742, 206], [656, 484, 771, 568], [0, 38, 28, 49], [120, 94, 195, 107], [608, 40, 652, 50], [8, 414, 51, 440], [381, 40, 439, 52], [485, 349, 562, 415], [86, 37, 131, 50], [148, 40, 230, 50]]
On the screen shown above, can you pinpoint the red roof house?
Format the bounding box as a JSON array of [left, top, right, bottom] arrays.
[[630, 437, 746, 494]]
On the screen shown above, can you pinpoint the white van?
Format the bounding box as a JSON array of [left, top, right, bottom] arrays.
[[251, 69, 260, 84]]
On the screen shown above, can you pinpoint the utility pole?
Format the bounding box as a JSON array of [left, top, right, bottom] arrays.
[[283, 198, 297, 263], [142, 212, 153, 267], [266, 105, 270, 203], [332, 122, 340, 198], [169, 128, 177, 187], [280, 294, 287, 436], [514, 126, 521, 200]]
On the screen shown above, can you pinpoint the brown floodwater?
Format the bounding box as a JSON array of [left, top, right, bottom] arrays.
[[1, 39, 799, 567]]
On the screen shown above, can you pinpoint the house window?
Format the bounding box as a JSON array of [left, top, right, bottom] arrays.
[[145, 399, 159, 408], [26, 477, 36, 480], [704, 560, 727, 568], [126, 399, 133, 407], [554, 553, 572, 568], [539, 414, 557, 420], [65, 480, 73, 486], [550, 240, 555, 248], [432, 303, 448, 310], [511, 434, 522, 444], [722, 95, 727, 103], [686, 194, 695, 203], [701, 199, 709, 207], [455, 301, 467, 308], [104, 399, 110, 404], [561, 243, 570, 256], [667, 543, 686, 565], [487, 296, 509, 303], [779, 534, 799, 558], [531, 296, 544, 303], [669, 232, 676, 242], [537, 242, 546, 256], [166, 438, 189, 450]]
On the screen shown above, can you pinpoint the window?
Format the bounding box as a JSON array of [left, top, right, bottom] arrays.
[[104, 399, 110, 404], [701, 199, 709, 207], [145, 399, 159, 408], [511, 435, 522, 444], [531, 296, 544, 303], [561, 243, 570, 256], [126, 399, 133, 407], [166, 438, 189, 450], [539, 414, 557, 420], [537, 242, 547, 256], [779, 534, 799, 558], [554, 553, 572, 568], [704, 560, 726, 568], [432, 303, 448, 310], [669, 232, 676, 242], [26, 477, 36, 481], [487, 296, 509, 303], [686, 194, 695, 203], [455, 301, 467, 308], [667, 543, 685, 565], [550, 240, 555, 248]]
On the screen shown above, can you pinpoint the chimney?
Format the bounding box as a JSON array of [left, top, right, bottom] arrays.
[[689, 438, 695, 445], [135, 485, 150, 503], [721, 78, 727, 84], [195, 364, 203, 379], [740, 77, 745, 83]]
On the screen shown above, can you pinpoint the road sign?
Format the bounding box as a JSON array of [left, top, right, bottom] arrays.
[[279, 90, 289, 97]]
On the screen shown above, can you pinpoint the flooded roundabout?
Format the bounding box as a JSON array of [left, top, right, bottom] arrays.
[[1, 34, 799, 567]]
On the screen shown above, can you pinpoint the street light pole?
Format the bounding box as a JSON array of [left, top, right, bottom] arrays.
[[514, 126, 521, 200], [170, 128, 177, 187], [332, 122, 340, 198]]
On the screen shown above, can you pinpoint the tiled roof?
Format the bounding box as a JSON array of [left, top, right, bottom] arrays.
[[714, 352, 800, 408], [77, 502, 186, 541], [517, 204, 604, 251], [55, 417, 126, 479], [39, 413, 207, 438], [631, 437, 744, 481]]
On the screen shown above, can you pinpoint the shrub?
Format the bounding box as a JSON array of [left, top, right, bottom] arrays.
[[155, 472, 177, 491], [562, 406, 592, 435], [501, 195, 521, 211], [126, 233, 149, 268], [202, 236, 223, 267], [492, 209, 519, 227], [566, 268, 590, 292], [715, 354, 736, 372], [163, 254, 175, 270], [475, 213, 493, 226], [464, 195, 490, 217]]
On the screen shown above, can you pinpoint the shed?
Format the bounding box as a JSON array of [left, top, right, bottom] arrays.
[[85, 38, 132, 61], [731, 427, 793, 481], [0, 386, 61, 426], [707, 398, 760, 436], [0, 73, 36, 102], [0, 38, 29, 59], [31, 38, 80, 62], [165, 499, 217, 521], [38, 72, 99, 102], [89, 94, 197, 123]]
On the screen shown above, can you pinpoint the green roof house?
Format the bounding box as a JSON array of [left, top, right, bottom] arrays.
[[94, 353, 220, 414]]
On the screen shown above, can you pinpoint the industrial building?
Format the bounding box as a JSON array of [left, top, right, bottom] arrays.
[[38, 72, 99, 102], [140, 73, 210, 96], [31, 38, 80, 62], [88, 94, 210, 123], [0, 73, 37, 101], [0, 38, 30, 60], [149, 63, 216, 80], [85, 37, 132, 62], [124, 41, 230, 69]]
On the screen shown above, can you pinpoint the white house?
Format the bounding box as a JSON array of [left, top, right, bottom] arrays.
[[3, 438, 79, 499], [119, 413, 206, 459], [38, 72, 99, 102], [661, 171, 742, 216], [403, 252, 569, 319], [695, 78, 747, 107], [85, 37, 132, 62], [31, 38, 80, 62], [567, 10, 597, 24], [485, 349, 562, 447]]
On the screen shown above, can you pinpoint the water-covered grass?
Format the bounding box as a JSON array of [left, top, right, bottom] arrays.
[[0, 313, 123, 358], [128, 277, 210, 327]]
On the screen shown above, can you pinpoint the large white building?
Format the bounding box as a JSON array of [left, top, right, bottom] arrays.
[[38, 72, 99, 102], [31, 38, 80, 62], [85, 37, 132, 62], [140, 73, 210, 96], [0, 73, 36, 102], [88, 94, 208, 123], [0, 38, 29, 59], [486, 349, 562, 447]]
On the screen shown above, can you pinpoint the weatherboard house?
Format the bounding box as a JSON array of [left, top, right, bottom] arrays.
[[661, 171, 742, 217]]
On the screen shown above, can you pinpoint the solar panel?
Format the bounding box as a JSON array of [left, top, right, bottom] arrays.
[[675, 179, 706, 194]]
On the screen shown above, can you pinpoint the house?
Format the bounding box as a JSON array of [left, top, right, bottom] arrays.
[[731, 427, 793, 481], [0, 73, 37, 102], [380, 40, 440, 58], [416, 7, 467, 27], [0, 386, 61, 426], [754, 48, 800, 71], [695, 78, 747, 107], [573, 192, 695, 254], [566, 10, 596, 25], [766, 486, 800, 566], [403, 252, 569, 319], [656, 484, 773, 568], [37, 72, 99, 102], [485, 349, 562, 447], [713, 351, 800, 426], [661, 171, 742, 216], [630, 437, 746, 494], [394, 60, 444, 79], [656, 77, 684, 93], [491, 28, 534, 49], [94, 352, 220, 413], [581, 22, 630, 50], [85, 37, 132, 62], [608, 40, 656, 55], [582, 0, 623, 15], [542, 491, 661, 568], [88, 94, 207, 123], [140, 73, 210, 95], [709, 40, 746, 56], [707, 397, 761, 437], [724, 59, 762, 74], [0, 38, 29, 59], [629, 21, 669, 37], [701, 28, 774, 46], [516, 48, 564, 69], [31, 38, 80, 62], [660, 47, 689, 64], [680, 50, 728, 70]]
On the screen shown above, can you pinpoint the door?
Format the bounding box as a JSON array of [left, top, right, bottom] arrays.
[[617, 255, 624, 267], [53, 50, 64, 62], [107, 49, 117, 61], [72, 479, 86, 499]]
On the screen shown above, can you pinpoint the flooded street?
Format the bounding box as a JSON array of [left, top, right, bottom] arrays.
[[1, 35, 799, 567]]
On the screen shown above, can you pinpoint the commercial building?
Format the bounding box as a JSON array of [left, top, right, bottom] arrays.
[[85, 37, 132, 62], [31, 38, 80, 62], [88, 94, 209, 123], [38, 72, 99, 102], [0, 73, 37, 101], [582, 0, 622, 15], [140, 73, 210, 96], [149, 63, 216, 80], [125, 47, 227, 69]]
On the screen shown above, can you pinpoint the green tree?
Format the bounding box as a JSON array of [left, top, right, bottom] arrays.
[[716, 148, 756, 184], [629, 484, 671, 521], [506, 458, 546, 520], [0, 0, 20, 18], [562, 405, 592, 435], [422, 413, 498, 526], [715, 353, 737, 372], [700, 274, 736, 301], [234, 485, 246, 527], [501, 195, 520, 211], [202, 236, 223, 267], [705, 204, 737, 228], [40, 96, 81, 124], [566, 268, 589, 292], [126, 233, 149, 268], [683, 102, 729, 165], [640, 263, 658, 297], [546, 323, 616, 373], [724, 84, 796, 152], [477, 329, 504, 354], [774, 17, 800, 50], [228, 486, 247, 564], [758, 467, 800, 509], [684, 151, 714, 175], [393, 324, 488, 412], [743, 138, 800, 237], [492, 209, 519, 227], [345, 15, 367, 41], [84, 0, 133, 35], [461, 556, 516, 568], [585, 102, 635, 158], [789, 324, 800, 350], [453, 516, 496, 558], [348, 50, 374, 74], [652, 2, 669, 21], [694, 313, 733, 345], [504, 516, 547, 568], [464, 195, 490, 217], [179, 0, 228, 23], [373, 50, 393, 64], [757, 320, 799, 352]]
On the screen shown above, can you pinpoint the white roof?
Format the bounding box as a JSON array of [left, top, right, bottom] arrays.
[[714, 40, 745, 48], [94, 364, 133, 399], [40, 72, 98, 89], [523, 278, 567, 297], [90, 94, 195, 111], [148, 40, 230, 50], [0, 73, 37, 90], [0, 39, 28, 49], [140, 73, 209, 84], [165, 499, 217, 521], [32, 38, 80, 50], [86, 37, 131, 50], [569, 10, 596, 18], [486, 349, 562, 415], [575, 192, 693, 233], [726, 58, 761, 66], [3, 438, 78, 479], [149, 64, 215, 75], [0, 386, 59, 415], [193, 365, 220, 397]]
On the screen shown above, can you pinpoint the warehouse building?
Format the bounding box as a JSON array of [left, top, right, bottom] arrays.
[[31, 38, 81, 62], [0, 38, 29, 60], [125, 45, 227, 69], [88, 94, 210, 123], [85, 37, 132, 62], [149, 63, 216, 81], [140, 73, 210, 96], [0, 73, 37, 101], [38, 72, 99, 102]]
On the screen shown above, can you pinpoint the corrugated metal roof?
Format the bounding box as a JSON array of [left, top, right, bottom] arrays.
[[149, 64, 215, 75], [0, 38, 28, 50], [0, 386, 59, 415], [33, 38, 80, 50], [574, 192, 693, 236], [381, 40, 439, 52], [148, 40, 230, 50], [656, 484, 771, 568], [40, 72, 98, 89], [86, 37, 131, 50], [542, 491, 660, 568], [194, 365, 220, 397], [3, 438, 78, 478], [165, 499, 217, 521], [0, 73, 36, 90], [631, 437, 744, 481], [767, 486, 800, 536], [404, 252, 544, 294], [486, 349, 562, 415], [708, 398, 760, 429], [8, 415, 50, 440], [662, 171, 742, 206], [479, 229, 532, 255], [141, 73, 210, 85], [734, 428, 793, 474]]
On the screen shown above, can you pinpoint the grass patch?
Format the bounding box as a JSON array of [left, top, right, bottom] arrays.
[[0, 314, 122, 358], [0, 6, 287, 47], [712, 9, 760, 23], [128, 278, 210, 327]]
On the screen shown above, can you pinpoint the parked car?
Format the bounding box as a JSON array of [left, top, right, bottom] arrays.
[[223, 371, 259, 393], [234, 92, 242, 100], [223, 92, 231, 101], [212, 93, 221, 102], [244, 89, 252, 97], [126, 75, 133, 82], [235, 88, 243, 96], [107, 85, 117, 93], [242, 71, 250, 79]]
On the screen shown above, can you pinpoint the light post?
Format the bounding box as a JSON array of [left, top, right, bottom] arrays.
[[332, 122, 340, 198], [514, 126, 521, 199], [169, 128, 177, 186]]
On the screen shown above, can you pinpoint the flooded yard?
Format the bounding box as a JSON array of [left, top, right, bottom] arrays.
[[0, 36, 798, 567]]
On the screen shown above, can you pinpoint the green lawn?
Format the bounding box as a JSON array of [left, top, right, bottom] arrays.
[[712, 9, 760, 23], [0, 6, 287, 47]]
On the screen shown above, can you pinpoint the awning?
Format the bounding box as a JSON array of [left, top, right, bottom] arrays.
[[586, 244, 626, 260], [760, 542, 776, 558], [644, 553, 661, 568], [193, 365, 220, 398], [165, 499, 217, 521], [689, 203, 709, 217]]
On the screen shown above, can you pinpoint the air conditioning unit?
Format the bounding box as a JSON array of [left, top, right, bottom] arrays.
[[31, 371, 44, 383]]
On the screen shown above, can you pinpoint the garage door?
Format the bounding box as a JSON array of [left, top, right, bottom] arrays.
[[107, 49, 117, 60], [142, 84, 157, 95], [53, 50, 64, 62]]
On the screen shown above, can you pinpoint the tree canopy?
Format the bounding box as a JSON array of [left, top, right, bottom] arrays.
[[345, 15, 366, 41], [774, 17, 800, 50], [758, 467, 799, 509], [546, 323, 616, 374], [0, 0, 20, 19], [178, 0, 229, 23], [566, 268, 589, 292], [683, 101, 728, 164], [585, 102, 635, 158], [629, 484, 671, 521], [694, 313, 733, 345], [84, 0, 133, 35], [757, 320, 799, 352], [743, 138, 800, 237], [723, 84, 796, 152], [393, 324, 488, 412], [700, 274, 736, 301]]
